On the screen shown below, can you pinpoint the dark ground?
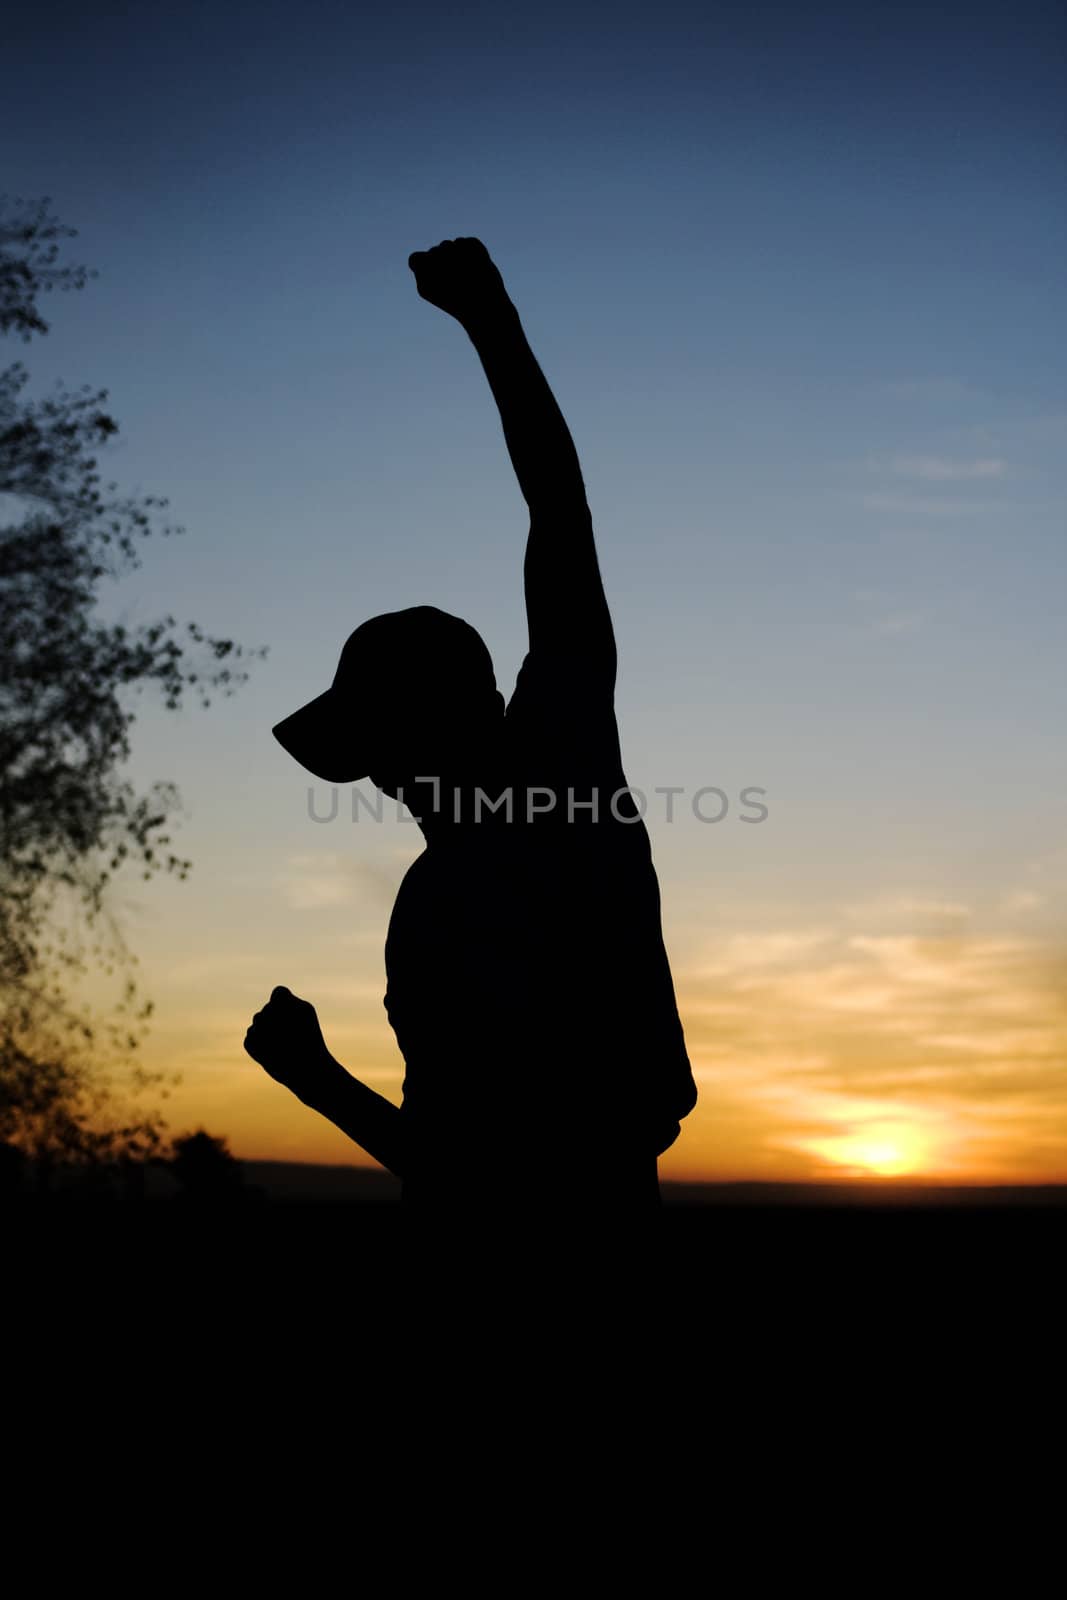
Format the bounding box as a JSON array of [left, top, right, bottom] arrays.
[[7, 1161, 1055, 1538], [5, 1158, 1060, 1438], [241, 1158, 1067, 1211], [8, 1158, 1062, 1290]]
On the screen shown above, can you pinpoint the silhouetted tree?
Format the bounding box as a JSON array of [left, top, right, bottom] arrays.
[[0, 195, 265, 1184], [169, 1130, 251, 1203]]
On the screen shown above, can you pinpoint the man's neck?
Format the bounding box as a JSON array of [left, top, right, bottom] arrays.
[[413, 783, 497, 844]]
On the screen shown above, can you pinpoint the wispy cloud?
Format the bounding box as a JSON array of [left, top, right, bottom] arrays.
[[873, 378, 992, 407], [852, 588, 925, 638], [860, 491, 991, 516], [278, 852, 404, 910], [1002, 890, 1043, 915], [870, 610, 922, 636], [889, 455, 1006, 482], [840, 894, 971, 927], [944, 412, 1067, 453]]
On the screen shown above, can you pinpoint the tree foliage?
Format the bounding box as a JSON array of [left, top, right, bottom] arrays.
[[0, 194, 264, 1183]]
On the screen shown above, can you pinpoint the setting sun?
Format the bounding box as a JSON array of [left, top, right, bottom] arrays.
[[803, 1124, 930, 1178]]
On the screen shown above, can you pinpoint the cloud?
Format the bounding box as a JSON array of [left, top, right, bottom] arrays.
[[870, 610, 922, 636], [944, 412, 1067, 453], [889, 455, 1006, 482], [860, 492, 991, 516], [840, 894, 971, 927], [694, 930, 834, 977], [278, 852, 404, 910], [873, 378, 991, 407], [1002, 890, 1043, 914]]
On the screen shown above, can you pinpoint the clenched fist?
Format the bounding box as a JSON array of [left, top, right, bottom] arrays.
[[243, 985, 342, 1105], [407, 236, 510, 326]]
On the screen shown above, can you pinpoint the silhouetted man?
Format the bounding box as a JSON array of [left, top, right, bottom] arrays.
[[244, 238, 697, 1209]]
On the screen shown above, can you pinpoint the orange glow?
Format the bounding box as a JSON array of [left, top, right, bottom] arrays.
[[801, 1122, 930, 1177]]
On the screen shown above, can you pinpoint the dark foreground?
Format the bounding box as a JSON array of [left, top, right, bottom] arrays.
[[8, 1154, 1067, 1212], [7, 1160, 1063, 1291], [238, 1159, 1067, 1211], [6, 1161, 1060, 1450]]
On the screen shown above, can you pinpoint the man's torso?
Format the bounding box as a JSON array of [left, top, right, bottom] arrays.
[[382, 651, 696, 1196]]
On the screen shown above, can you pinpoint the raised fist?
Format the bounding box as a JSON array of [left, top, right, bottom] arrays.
[[243, 985, 341, 1104], [407, 236, 510, 324]]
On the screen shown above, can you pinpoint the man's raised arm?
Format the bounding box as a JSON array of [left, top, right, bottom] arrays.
[[408, 237, 615, 679]]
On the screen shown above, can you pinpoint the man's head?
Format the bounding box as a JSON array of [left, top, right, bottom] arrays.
[[272, 607, 504, 797]]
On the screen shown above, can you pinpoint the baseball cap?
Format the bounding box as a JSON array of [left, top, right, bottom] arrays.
[[272, 606, 496, 782]]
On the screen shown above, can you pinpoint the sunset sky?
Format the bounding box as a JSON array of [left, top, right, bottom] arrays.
[[6, 0, 1065, 1183]]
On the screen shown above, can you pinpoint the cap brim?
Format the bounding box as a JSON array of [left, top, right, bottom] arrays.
[[272, 688, 368, 782]]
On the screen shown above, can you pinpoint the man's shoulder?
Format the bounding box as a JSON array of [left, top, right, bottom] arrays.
[[507, 647, 614, 710], [506, 648, 622, 764]]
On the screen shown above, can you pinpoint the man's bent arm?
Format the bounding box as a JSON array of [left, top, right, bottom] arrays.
[[244, 987, 405, 1175], [298, 1062, 405, 1178]]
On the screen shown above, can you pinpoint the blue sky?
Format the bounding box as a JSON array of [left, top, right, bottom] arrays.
[[5, 0, 1066, 1177]]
